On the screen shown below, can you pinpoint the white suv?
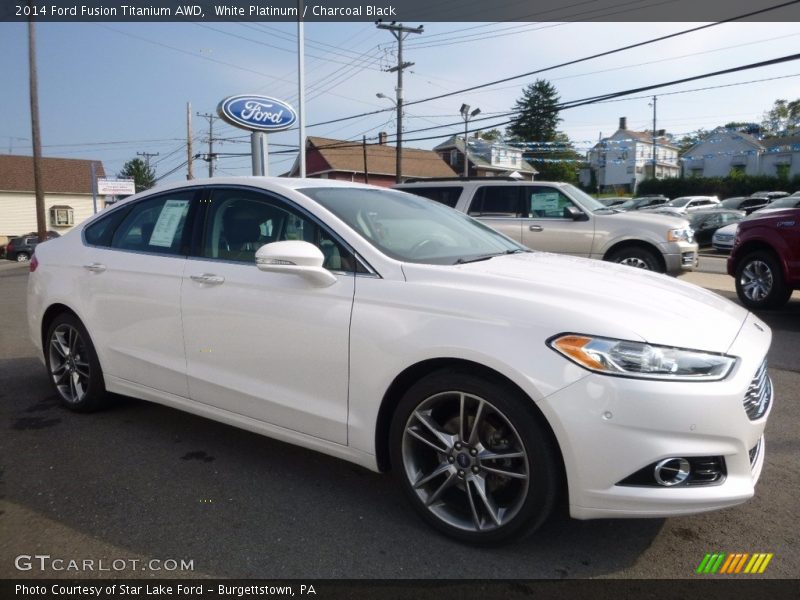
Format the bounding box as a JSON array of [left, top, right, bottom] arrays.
[[395, 179, 698, 274]]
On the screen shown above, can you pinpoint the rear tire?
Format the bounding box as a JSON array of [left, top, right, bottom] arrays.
[[735, 251, 792, 310], [44, 313, 109, 412], [606, 246, 662, 272], [389, 369, 560, 544]]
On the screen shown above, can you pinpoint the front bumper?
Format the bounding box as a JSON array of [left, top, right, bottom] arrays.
[[536, 312, 772, 519], [662, 240, 698, 273]]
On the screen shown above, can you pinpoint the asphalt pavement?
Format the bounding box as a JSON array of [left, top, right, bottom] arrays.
[[1, 260, 798, 579]]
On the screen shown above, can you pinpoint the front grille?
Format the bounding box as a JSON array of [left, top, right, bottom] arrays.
[[716, 234, 734, 242], [743, 360, 771, 420], [681, 251, 696, 266]]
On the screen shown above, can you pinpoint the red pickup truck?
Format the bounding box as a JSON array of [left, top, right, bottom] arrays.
[[728, 208, 800, 309]]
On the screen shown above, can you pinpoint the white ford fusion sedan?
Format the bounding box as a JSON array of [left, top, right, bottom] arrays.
[[28, 178, 772, 543]]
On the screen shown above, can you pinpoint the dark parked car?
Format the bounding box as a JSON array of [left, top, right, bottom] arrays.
[[597, 196, 630, 207], [728, 208, 800, 309], [615, 195, 669, 211], [689, 209, 745, 246], [750, 196, 800, 214], [4, 231, 60, 262], [716, 196, 768, 215]]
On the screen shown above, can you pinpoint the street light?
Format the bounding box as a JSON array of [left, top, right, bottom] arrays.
[[460, 104, 481, 177]]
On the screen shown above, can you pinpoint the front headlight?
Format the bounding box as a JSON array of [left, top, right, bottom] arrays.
[[668, 227, 693, 243], [548, 334, 736, 381]]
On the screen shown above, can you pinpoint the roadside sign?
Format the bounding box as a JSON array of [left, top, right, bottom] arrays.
[[97, 178, 136, 195], [217, 95, 297, 132]]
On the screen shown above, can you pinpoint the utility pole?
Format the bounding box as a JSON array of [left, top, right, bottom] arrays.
[[137, 151, 159, 172], [196, 111, 220, 177], [297, 1, 306, 177], [651, 95, 657, 180], [376, 21, 423, 184], [27, 17, 46, 243], [362, 135, 369, 184], [186, 102, 194, 180]]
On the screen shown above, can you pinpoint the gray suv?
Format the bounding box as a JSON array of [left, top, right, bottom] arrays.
[[395, 179, 698, 274]]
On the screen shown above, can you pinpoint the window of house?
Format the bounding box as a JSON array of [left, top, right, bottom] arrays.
[[449, 149, 460, 167], [49, 206, 74, 227]]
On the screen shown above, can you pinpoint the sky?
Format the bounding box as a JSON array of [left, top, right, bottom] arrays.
[[1, 17, 799, 183]]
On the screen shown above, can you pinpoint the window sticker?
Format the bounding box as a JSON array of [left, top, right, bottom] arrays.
[[530, 192, 560, 213], [149, 199, 189, 247]]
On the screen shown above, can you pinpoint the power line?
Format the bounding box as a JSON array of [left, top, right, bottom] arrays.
[[302, 0, 800, 131]]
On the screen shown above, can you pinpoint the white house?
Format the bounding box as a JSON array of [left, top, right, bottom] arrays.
[[585, 117, 680, 192], [0, 155, 106, 239], [681, 129, 764, 178], [434, 136, 537, 179]]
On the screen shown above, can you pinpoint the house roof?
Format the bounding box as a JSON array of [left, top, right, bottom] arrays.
[[597, 129, 678, 150], [0, 155, 106, 194], [433, 136, 537, 174], [761, 134, 800, 150], [293, 136, 457, 179]]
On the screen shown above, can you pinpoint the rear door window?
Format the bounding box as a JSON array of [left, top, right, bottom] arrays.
[[468, 186, 523, 217], [111, 191, 194, 255], [402, 186, 463, 208]]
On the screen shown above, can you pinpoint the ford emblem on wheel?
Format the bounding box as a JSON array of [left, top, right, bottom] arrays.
[[217, 95, 297, 132]]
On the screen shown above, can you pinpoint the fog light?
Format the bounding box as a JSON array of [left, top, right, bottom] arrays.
[[653, 457, 691, 486]]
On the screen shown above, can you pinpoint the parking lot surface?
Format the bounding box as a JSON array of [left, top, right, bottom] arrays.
[[1, 260, 798, 578]]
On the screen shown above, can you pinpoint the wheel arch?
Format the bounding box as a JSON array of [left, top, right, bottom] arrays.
[[734, 241, 788, 280], [603, 239, 666, 272], [40, 303, 82, 350], [373, 357, 566, 484]]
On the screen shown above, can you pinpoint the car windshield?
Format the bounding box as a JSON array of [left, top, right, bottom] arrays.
[[719, 198, 745, 208], [769, 197, 800, 208], [561, 184, 610, 213], [299, 186, 527, 265], [664, 197, 691, 207]]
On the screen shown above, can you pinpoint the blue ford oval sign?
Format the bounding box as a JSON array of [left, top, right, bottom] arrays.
[[217, 95, 297, 132]]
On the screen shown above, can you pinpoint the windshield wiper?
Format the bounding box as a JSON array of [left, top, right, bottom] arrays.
[[454, 249, 528, 265]]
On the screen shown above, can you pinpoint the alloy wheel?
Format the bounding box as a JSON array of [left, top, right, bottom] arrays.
[[48, 324, 91, 404], [617, 257, 649, 269], [740, 260, 773, 302], [401, 391, 530, 533]]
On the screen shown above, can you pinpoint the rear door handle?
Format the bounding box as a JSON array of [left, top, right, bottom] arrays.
[[528, 225, 543, 232], [83, 263, 106, 273], [190, 273, 225, 285]]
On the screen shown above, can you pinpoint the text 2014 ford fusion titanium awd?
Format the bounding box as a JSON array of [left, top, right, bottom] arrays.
[[28, 178, 772, 544]]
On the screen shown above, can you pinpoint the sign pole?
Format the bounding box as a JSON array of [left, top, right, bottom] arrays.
[[91, 161, 98, 214]]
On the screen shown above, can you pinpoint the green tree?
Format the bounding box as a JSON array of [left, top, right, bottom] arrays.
[[761, 98, 800, 137], [476, 128, 502, 141], [531, 132, 581, 183], [118, 157, 155, 192], [506, 79, 562, 143]]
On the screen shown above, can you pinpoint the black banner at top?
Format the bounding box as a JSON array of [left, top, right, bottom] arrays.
[[2, 0, 800, 22]]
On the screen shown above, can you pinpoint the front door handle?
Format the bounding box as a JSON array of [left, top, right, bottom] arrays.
[[83, 263, 106, 273], [528, 225, 543, 232], [190, 273, 225, 285]]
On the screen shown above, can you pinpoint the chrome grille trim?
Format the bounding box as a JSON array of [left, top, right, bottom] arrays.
[[743, 360, 771, 420]]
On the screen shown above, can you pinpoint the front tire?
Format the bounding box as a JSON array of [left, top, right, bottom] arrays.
[[735, 251, 792, 310], [389, 370, 559, 544], [15, 252, 30, 262], [607, 246, 662, 272], [45, 313, 108, 412]]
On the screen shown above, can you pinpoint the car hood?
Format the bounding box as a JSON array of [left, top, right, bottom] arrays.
[[402, 252, 748, 354], [596, 210, 688, 229], [713, 223, 739, 236]]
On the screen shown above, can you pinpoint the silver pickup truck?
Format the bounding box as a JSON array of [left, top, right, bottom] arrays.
[[395, 179, 698, 274]]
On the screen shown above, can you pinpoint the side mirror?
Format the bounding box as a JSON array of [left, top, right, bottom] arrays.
[[255, 241, 337, 287], [564, 205, 588, 221]]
